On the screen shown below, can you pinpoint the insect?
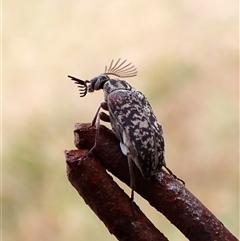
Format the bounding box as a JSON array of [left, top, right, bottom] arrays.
[[68, 59, 184, 201]]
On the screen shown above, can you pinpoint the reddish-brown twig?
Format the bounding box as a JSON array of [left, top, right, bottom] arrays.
[[65, 123, 238, 241]]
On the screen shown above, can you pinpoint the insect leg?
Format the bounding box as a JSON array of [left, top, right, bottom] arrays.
[[86, 102, 110, 157], [99, 112, 110, 122], [126, 154, 138, 214], [91, 102, 109, 126], [127, 154, 136, 201], [164, 165, 185, 185]]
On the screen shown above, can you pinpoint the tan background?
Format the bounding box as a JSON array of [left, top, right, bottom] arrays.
[[3, 1, 239, 240]]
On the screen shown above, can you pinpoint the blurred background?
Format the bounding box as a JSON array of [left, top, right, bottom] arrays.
[[2, 1, 239, 240]]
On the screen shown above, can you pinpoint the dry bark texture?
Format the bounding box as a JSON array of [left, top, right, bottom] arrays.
[[65, 123, 238, 241]]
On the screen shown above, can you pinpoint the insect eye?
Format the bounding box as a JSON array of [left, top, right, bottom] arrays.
[[89, 75, 109, 91]]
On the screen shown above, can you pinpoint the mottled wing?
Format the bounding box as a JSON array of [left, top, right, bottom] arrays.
[[107, 88, 165, 178]]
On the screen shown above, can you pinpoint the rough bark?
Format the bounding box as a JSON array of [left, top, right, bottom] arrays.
[[65, 123, 238, 241], [66, 149, 168, 241]]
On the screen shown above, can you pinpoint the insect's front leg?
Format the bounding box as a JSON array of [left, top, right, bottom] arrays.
[[86, 102, 110, 159], [78, 102, 110, 164], [91, 102, 109, 126], [99, 112, 110, 123], [91, 101, 110, 147]]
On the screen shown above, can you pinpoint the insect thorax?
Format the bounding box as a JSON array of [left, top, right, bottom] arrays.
[[103, 78, 132, 100]]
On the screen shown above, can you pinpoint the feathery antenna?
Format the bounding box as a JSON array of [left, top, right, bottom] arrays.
[[104, 59, 137, 78], [68, 75, 90, 97]]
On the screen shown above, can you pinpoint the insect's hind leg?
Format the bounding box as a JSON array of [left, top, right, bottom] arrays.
[[164, 165, 185, 185]]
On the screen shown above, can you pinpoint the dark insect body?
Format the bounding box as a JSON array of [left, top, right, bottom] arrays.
[[68, 59, 184, 201]]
